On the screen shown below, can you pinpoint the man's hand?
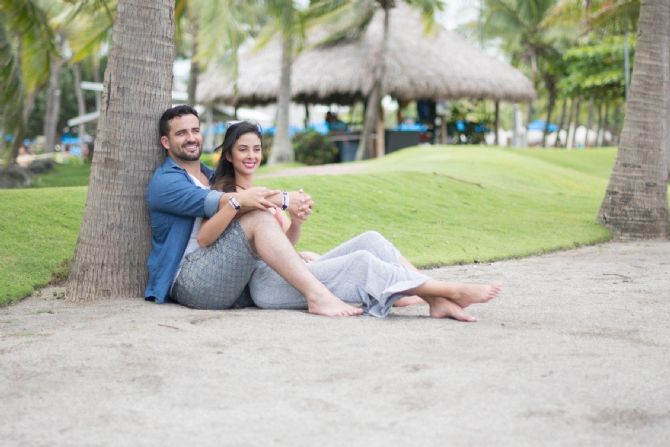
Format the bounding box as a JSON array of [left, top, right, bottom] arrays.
[[236, 187, 280, 211]]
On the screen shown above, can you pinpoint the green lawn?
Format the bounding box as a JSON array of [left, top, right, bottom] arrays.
[[0, 186, 86, 305], [1, 146, 618, 306], [32, 161, 92, 188]]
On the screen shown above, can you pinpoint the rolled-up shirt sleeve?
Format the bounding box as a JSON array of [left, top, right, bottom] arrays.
[[204, 190, 224, 218], [148, 169, 218, 218]]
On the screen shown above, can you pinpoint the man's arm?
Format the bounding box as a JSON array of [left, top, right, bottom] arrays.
[[148, 170, 222, 218]]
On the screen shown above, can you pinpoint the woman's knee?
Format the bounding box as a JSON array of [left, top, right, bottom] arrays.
[[237, 209, 278, 237], [346, 249, 380, 269], [360, 230, 385, 243]]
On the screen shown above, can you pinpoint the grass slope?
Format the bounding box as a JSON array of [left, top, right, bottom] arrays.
[[1, 146, 618, 306], [0, 187, 86, 305], [265, 146, 614, 266]]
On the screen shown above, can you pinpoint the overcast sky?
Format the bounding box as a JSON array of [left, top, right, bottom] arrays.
[[438, 0, 480, 30]]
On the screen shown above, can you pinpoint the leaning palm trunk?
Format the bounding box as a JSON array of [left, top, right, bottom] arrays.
[[43, 50, 63, 153], [356, 5, 390, 161], [269, 23, 295, 164], [598, 0, 669, 239], [187, 21, 199, 106], [72, 64, 88, 155], [67, 0, 175, 300], [541, 87, 556, 147]]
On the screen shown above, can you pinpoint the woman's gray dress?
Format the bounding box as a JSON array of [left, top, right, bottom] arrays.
[[249, 231, 429, 317]]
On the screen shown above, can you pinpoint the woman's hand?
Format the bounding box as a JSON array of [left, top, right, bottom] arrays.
[[288, 189, 313, 223], [236, 187, 280, 211], [288, 189, 313, 218], [298, 251, 321, 263]]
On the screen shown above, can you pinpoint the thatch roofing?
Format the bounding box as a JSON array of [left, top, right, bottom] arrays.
[[197, 2, 535, 106]]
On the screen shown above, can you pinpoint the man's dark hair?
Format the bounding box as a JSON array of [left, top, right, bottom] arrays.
[[159, 105, 199, 138]]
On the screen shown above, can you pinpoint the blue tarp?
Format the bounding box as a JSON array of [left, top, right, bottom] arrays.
[[528, 119, 558, 132]]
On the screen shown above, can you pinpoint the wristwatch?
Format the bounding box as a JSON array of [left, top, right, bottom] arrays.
[[228, 196, 241, 211]]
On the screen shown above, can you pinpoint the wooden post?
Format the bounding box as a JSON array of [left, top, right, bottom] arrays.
[[375, 105, 385, 158], [494, 101, 500, 146], [440, 116, 447, 144], [304, 103, 310, 128]]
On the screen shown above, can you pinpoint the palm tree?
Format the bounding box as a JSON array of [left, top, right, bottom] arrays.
[[597, 0, 668, 239], [310, 0, 443, 160], [481, 0, 565, 146], [67, 0, 176, 300], [261, 0, 304, 164], [0, 0, 54, 165]]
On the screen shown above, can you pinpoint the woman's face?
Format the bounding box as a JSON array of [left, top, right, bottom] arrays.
[[226, 132, 262, 177]]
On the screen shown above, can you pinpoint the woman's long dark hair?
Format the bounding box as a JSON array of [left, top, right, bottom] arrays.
[[211, 121, 262, 192]]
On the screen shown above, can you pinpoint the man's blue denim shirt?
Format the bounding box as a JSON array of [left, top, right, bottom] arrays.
[[144, 156, 223, 303]]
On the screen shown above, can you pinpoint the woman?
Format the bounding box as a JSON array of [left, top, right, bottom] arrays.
[[198, 121, 501, 321]]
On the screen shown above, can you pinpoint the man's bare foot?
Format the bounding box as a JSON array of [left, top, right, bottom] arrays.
[[427, 297, 477, 322], [306, 291, 363, 317], [393, 295, 425, 307], [450, 283, 502, 309]]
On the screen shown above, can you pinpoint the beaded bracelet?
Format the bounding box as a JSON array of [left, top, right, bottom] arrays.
[[281, 191, 289, 211]]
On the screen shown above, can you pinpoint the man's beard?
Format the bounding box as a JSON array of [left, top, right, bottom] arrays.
[[173, 143, 202, 161]]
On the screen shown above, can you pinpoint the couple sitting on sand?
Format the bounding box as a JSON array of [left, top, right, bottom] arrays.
[[144, 105, 501, 320]]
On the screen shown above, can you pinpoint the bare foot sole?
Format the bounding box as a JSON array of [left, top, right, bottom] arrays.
[[428, 298, 477, 322], [450, 283, 502, 308], [307, 293, 363, 317], [393, 295, 425, 307]]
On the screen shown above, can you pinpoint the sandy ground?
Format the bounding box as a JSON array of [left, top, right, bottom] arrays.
[[1, 241, 669, 446]]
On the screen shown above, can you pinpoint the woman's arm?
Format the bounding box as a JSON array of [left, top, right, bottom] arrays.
[[197, 199, 238, 247], [197, 187, 281, 247], [285, 217, 302, 246]]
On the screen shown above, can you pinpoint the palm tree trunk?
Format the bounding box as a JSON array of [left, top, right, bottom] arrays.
[[494, 101, 500, 146], [93, 62, 102, 112], [187, 21, 199, 105], [5, 89, 37, 167], [67, 0, 176, 300], [595, 99, 603, 146], [72, 63, 88, 156], [598, 0, 669, 239], [569, 97, 581, 149], [356, 5, 391, 160], [43, 50, 63, 152], [269, 10, 295, 164], [554, 97, 567, 147], [585, 96, 594, 148], [601, 101, 610, 145], [541, 87, 556, 147]]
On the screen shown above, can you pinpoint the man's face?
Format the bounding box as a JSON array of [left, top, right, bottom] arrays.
[[161, 114, 202, 162]]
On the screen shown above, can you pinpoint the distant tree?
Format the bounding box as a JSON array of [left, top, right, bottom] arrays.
[[311, 0, 443, 160], [480, 0, 566, 146], [0, 0, 53, 165], [67, 0, 175, 300], [598, 0, 668, 239]]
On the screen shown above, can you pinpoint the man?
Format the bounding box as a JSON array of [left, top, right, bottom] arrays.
[[145, 105, 361, 316]]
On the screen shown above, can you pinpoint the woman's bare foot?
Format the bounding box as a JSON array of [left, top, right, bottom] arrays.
[[426, 297, 477, 322], [306, 291, 363, 317], [393, 295, 425, 307], [450, 283, 502, 309]]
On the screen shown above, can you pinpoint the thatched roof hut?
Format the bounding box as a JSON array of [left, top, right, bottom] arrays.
[[197, 2, 535, 106]]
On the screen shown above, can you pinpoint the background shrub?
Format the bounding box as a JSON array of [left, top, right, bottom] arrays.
[[292, 130, 338, 165]]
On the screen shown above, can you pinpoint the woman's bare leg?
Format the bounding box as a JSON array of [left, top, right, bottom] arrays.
[[406, 281, 502, 308], [238, 211, 362, 317]]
